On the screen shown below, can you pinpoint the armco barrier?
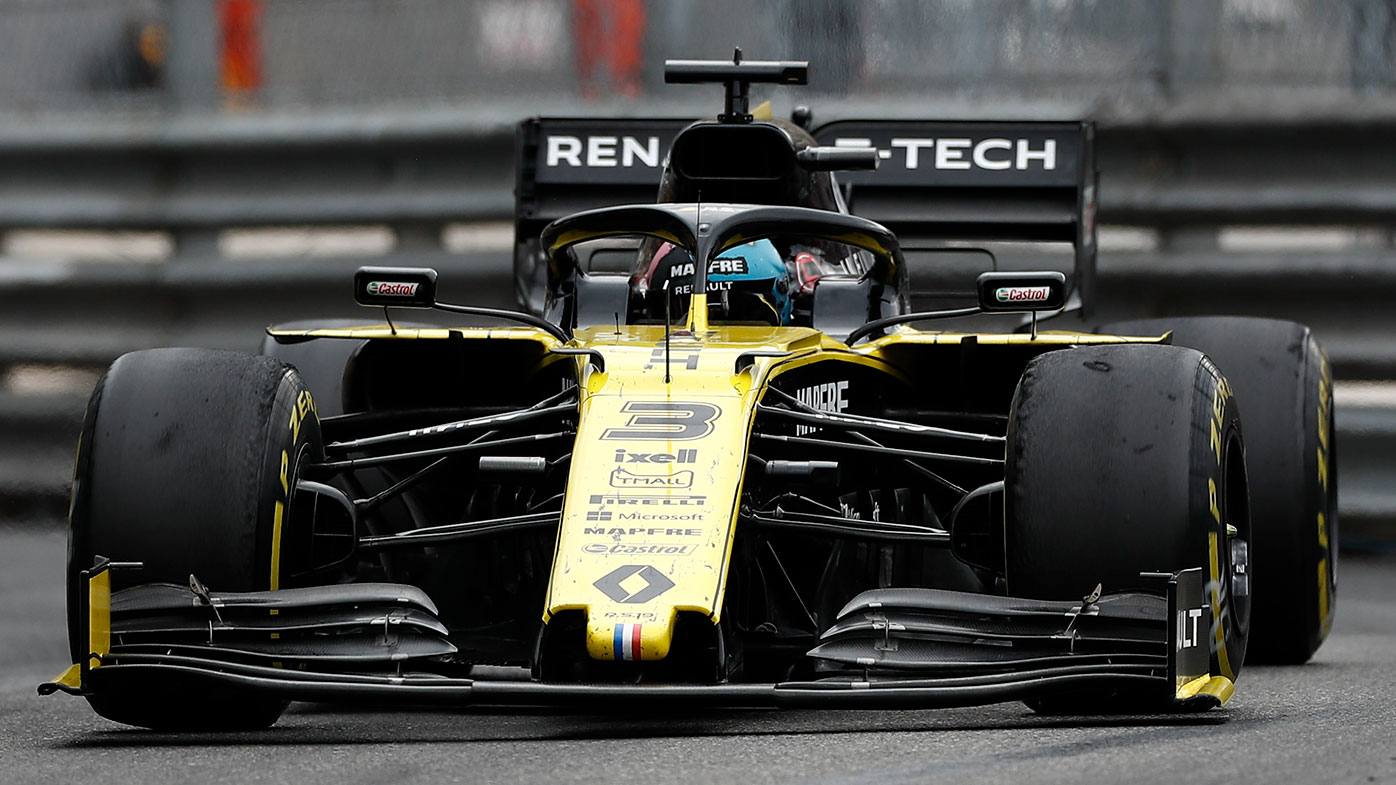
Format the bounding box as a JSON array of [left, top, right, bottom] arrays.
[[0, 252, 516, 519]]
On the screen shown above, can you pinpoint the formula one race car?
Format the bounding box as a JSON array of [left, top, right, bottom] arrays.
[[43, 57, 1337, 730]]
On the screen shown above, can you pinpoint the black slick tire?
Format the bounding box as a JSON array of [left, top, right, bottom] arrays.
[[1005, 344, 1251, 708], [67, 348, 322, 730], [1099, 317, 1336, 664]]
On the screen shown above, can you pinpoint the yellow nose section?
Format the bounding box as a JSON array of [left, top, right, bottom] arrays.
[[543, 328, 803, 662], [586, 607, 678, 662], [549, 385, 750, 662]]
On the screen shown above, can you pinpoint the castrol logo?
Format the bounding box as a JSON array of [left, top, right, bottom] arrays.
[[994, 286, 1050, 304], [366, 281, 419, 297]]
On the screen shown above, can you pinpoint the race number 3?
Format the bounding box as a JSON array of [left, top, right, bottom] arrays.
[[601, 402, 719, 441]]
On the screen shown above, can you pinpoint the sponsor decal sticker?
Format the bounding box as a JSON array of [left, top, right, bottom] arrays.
[[583, 493, 707, 522], [795, 380, 849, 436], [582, 543, 696, 556], [710, 258, 749, 276], [613, 622, 643, 661], [1177, 607, 1203, 651], [594, 564, 675, 604], [617, 512, 703, 521], [610, 467, 694, 488], [833, 136, 1057, 171], [545, 135, 662, 169], [614, 449, 698, 464], [590, 494, 706, 507], [365, 281, 420, 297], [796, 380, 849, 413], [583, 527, 703, 537], [671, 280, 735, 296], [666, 259, 750, 277], [994, 286, 1051, 304]]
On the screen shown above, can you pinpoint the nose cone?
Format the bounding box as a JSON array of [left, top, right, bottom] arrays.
[[543, 337, 760, 662], [586, 607, 677, 662]]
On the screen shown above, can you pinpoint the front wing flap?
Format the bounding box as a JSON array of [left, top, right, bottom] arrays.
[[806, 568, 1229, 710]]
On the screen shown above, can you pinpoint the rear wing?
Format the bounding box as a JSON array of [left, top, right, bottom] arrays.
[[514, 117, 1096, 312], [514, 118, 687, 311], [514, 118, 685, 238], [813, 120, 1097, 309]]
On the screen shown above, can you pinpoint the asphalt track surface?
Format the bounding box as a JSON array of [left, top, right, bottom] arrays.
[[3, 526, 1395, 785]]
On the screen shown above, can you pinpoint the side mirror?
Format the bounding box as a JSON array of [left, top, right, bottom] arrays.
[[354, 266, 438, 308], [976, 271, 1067, 313]]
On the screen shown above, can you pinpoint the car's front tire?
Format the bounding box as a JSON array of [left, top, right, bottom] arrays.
[[68, 348, 322, 730], [1004, 344, 1251, 711]]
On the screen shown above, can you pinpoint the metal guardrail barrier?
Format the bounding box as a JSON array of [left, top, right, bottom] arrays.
[[0, 110, 1393, 529], [5, 108, 1395, 232], [0, 251, 517, 519]]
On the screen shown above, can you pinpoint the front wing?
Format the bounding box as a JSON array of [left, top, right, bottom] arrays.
[[41, 557, 1231, 713]]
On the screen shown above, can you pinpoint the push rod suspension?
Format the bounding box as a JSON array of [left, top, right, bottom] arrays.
[[756, 403, 1003, 444], [753, 434, 1002, 467], [745, 511, 951, 544], [310, 432, 571, 472], [760, 388, 971, 494], [326, 393, 576, 453], [359, 511, 561, 550]]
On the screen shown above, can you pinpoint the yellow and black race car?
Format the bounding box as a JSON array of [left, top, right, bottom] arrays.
[[43, 57, 1336, 730]]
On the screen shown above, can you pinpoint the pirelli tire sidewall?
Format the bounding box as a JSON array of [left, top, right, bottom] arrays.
[[1188, 355, 1251, 681], [259, 364, 324, 596], [1004, 344, 1250, 686], [66, 348, 322, 665]]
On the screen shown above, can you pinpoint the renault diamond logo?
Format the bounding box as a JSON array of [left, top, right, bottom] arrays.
[[592, 564, 675, 604]]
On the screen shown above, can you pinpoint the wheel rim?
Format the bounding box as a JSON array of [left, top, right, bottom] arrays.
[[1221, 427, 1252, 642]]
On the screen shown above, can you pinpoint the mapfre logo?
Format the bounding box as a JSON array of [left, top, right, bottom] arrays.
[[795, 380, 849, 436], [366, 281, 419, 297]]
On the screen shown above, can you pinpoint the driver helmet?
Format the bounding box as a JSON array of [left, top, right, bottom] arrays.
[[645, 239, 793, 325]]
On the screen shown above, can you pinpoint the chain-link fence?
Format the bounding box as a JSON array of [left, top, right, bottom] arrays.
[[0, 0, 1393, 116]]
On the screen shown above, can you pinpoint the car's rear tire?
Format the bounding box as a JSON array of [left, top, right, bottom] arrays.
[[1099, 317, 1336, 664], [1004, 344, 1251, 711], [67, 348, 322, 730]]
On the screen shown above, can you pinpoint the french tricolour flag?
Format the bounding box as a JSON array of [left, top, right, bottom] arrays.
[[613, 622, 642, 661]]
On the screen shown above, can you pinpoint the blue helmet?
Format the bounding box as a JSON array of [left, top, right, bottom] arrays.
[[640, 239, 792, 326], [707, 240, 792, 325]]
